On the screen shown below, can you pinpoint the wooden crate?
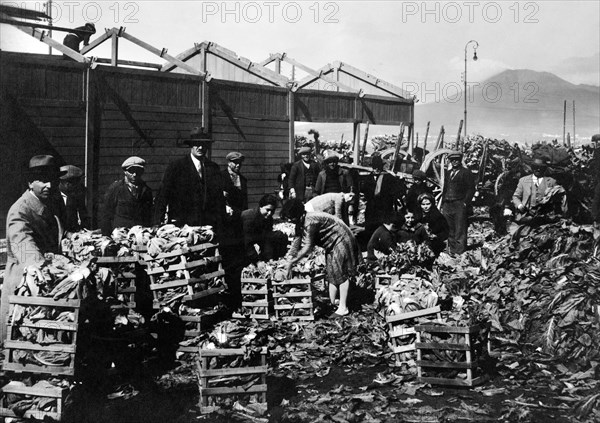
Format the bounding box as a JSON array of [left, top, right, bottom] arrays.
[[375, 274, 399, 290], [4, 295, 80, 377], [272, 275, 323, 322], [144, 243, 226, 309], [97, 256, 140, 308], [386, 306, 442, 365], [232, 278, 272, 320], [198, 347, 268, 414], [415, 323, 490, 387], [0, 381, 68, 421]]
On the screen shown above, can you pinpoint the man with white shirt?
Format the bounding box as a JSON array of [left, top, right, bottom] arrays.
[[512, 157, 566, 223], [154, 127, 225, 234]]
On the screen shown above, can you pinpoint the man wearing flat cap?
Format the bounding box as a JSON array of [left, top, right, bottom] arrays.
[[58, 165, 89, 232], [154, 127, 225, 233], [62, 22, 95, 58], [314, 153, 354, 197], [441, 151, 475, 255], [100, 156, 153, 235], [2, 155, 66, 343], [512, 157, 567, 224], [288, 146, 320, 202]]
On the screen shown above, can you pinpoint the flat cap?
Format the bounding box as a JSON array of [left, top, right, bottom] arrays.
[[323, 153, 340, 164], [60, 165, 83, 180], [226, 152, 245, 162], [447, 151, 463, 159], [412, 169, 427, 180], [298, 146, 311, 155], [122, 156, 145, 169]]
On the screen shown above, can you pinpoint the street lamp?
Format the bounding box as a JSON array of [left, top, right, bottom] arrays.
[[464, 40, 479, 143]]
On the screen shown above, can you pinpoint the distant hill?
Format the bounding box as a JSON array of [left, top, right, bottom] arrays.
[[416, 69, 600, 143], [297, 69, 600, 145]]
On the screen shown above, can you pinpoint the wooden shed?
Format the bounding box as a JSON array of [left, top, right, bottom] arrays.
[[0, 25, 413, 238]]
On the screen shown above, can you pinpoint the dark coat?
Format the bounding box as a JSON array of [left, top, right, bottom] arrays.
[[418, 207, 449, 255], [221, 169, 248, 212], [405, 184, 433, 214], [314, 167, 353, 195], [154, 155, 225, 233], [289, 160, 320, 201], [442, 167, 476, 205], [241, 208, 273, 262], [61, 189, 89, 232], [100, 178, 153, 235], [362, 172, 403, 229], [367, 225, 398, 260]]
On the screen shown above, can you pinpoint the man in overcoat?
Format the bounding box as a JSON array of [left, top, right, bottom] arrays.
[[441, 151, 475, 255], [288, 146, 320, 202], [2, 155, 66, 344], [154, 127, 225, 236]]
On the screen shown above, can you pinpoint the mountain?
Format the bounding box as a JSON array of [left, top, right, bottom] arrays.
[[416, 69, 600, 143]]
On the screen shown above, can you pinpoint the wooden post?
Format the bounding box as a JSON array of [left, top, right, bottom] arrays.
[[353, 122, 360, 164], [392, 123, 405, 172], [567, 132, 571, 148], [360, 121, 370, 165], [456, 119, 464, 151], [415, 133, 419, 150], [563, 100, 567, 145], [572, 100, 576, 146], [275, 57, 281, 74], [288, 90, 295, 162], [434, 126, 445, 151], [201, 45, 209, 131], [85, 68, 102, 228], [407, 123, 414, 156], [423, 121, 430, 154], [111, 33, 118, 66]]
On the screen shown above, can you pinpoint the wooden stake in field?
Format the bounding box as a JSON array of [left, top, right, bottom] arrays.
[[392, 123, 405, 172], [563, 100, 567, 145], [360, 121, 370, 165], [456, 119, 464, 151], [573, 100, 576, 146], [423, 121, 430, 154], [434, 125, 445, 151]]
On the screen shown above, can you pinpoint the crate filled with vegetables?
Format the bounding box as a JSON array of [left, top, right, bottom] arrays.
[[198, 346, 268, 414], [272, 274, 323, 322], [0, 379, 69, 421]]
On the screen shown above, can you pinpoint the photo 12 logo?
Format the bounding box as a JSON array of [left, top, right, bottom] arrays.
[[400, 1, 540, 24], [402, 81, 540, 104], [200, 1, 340, 24], [3, 1, 141, 24]]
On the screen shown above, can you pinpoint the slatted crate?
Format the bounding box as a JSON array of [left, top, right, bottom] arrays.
[[415, 323, 491, 387], [198, 347, 268, 414], [96, 255, 140, 309], [232, 278, 272, 320], [272, 274, 324, 322], [4, 295, 80, 377], [386, 306, 442, 365], [143, 243, 226, 309], [0, 381, 68, 421]]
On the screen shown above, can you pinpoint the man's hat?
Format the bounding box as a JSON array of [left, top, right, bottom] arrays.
[[186, 127, 213, 146], [412, 169, 427, 180], [60, 165, 83, 180], [28, 155, 65, 178], [323, 151, 340, 164], [298, 146, 311, 155], [84, 23, 96, 33], [226, 152, 245, 162], [447, 150, 463, 160], [531, 157, 548, 169], [122, 156, 146, 170]]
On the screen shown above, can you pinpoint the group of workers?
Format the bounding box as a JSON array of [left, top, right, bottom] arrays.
[[3, 129, 575, 340]]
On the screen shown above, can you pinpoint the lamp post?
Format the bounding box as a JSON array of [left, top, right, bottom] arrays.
[[463, 40, 479, 143]]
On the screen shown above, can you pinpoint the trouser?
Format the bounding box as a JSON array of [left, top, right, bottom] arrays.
[[442, 200, 468, 255]]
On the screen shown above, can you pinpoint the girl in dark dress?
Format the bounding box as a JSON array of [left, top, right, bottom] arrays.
[[416, 193, 449, 255]]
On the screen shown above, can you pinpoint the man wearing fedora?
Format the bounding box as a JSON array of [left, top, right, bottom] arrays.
[[100, 156, 153, 235], [288, 146, 320, 202], [441, 150, 476, 255], [2, 155, 67, 343], [512, 157, 567, 224], [57, 164, 89, 232], [154, 127, 225, 234]]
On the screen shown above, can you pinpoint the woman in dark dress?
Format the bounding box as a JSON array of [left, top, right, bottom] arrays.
[[282, 199, 361, 317], [241, 194, 287, 263], [416, 193, 449, 255]]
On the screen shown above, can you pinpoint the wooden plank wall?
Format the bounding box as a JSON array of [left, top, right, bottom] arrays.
[[209, 80, 289, 206]]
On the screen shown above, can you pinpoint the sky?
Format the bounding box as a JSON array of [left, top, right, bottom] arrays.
[[1, 0, 599, 140]]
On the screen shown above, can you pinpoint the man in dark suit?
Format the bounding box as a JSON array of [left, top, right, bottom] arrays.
[[441, 151, 476, 255], [154, 127, 225, 236], [58, 165, 89, 232], [314, 154, 354, 196], [288, 146, 320, 202], [222, 151, 248, 213], [362, 154, 403, 233]]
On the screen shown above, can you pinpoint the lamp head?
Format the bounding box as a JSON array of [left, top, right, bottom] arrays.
[[473, 50, 478, 61]]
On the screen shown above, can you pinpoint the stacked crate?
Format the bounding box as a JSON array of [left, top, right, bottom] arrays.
[[198, 347, 268, 414], [232, 278, 272, 320], [386, 306, 442, 365], [1, 295, 80, 421], [96, 255, 141, 309], [415, 323, 491, 387], [272, 274, 324, 322]]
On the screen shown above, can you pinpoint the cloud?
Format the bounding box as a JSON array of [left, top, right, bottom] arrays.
[[548, 52, 600, 86], [447, 56, 510, 84]]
